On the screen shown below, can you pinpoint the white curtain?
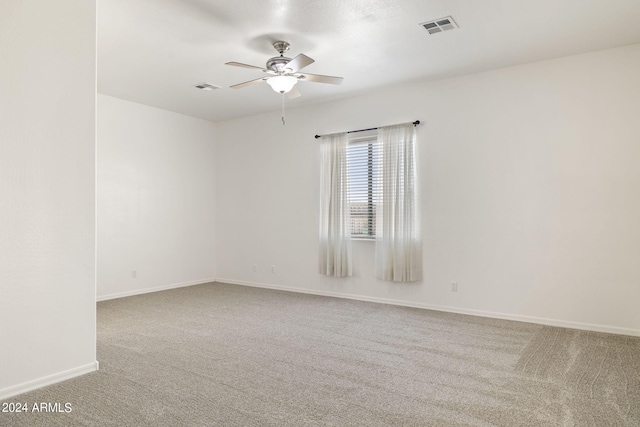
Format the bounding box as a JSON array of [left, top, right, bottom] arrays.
[[318, 132, 352, 277], [375, 123, 422, 282]]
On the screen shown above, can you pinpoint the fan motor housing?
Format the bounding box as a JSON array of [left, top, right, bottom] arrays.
[[266, 56, 293, 73]]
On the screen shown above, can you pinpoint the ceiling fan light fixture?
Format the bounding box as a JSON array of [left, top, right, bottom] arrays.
[[266, 75, 298, 93]]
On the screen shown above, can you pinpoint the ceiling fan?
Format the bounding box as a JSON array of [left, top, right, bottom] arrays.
[[225, 41, 343, 98]]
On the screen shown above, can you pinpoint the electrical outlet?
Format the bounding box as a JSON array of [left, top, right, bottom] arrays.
[[451, 282, 458, 292], [271, 265, 276, 273], [252, 264, 257, 272]]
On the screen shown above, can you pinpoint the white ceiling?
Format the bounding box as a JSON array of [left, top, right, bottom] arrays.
[[97, 0, 640, 122]]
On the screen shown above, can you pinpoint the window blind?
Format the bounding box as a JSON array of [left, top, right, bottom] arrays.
[[347, 132, 380, 238]]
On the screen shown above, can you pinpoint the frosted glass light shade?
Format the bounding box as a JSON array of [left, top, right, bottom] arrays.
[[266, 75, 297, 93]]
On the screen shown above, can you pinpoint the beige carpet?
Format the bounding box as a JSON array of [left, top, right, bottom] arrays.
[[1, 282, 639, 426]]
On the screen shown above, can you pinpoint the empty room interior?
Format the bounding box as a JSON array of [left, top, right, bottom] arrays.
[[2, 0, 640, 425]]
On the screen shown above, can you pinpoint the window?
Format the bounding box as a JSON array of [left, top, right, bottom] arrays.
[[320, 122, 421, 281], [347, 131, 380, 239]]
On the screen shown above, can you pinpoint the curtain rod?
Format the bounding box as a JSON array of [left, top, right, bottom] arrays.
[[314, 120, 420, 139]]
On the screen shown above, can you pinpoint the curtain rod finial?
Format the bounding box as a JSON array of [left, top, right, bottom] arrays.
[[315, 135, 321, 139]]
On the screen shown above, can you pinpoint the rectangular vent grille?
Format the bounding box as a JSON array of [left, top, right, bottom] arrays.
[[420, 16, 458, 35], [194, 82, 220, 91]]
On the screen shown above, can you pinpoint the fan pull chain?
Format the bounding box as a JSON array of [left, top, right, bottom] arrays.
[[281, 93, 286, 125]]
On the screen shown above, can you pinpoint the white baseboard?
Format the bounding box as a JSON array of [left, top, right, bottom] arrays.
[[216, 278, 640, 337], [97, 277, 217, 302], [0, 361, 99, 401]]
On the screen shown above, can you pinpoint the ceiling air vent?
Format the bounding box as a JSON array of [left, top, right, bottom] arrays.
[[194, 82, 220, 91], [420, 16, 458, 35]]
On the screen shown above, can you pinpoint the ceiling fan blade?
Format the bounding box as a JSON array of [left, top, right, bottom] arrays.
[[288, 86, 301, 99], [284, 54, 314, 73], [230, 77, 266, 89], [225, 61, 266, 71], [298, 73, 344, 85]]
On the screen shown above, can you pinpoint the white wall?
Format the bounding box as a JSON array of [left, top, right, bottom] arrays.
[[0, 0, 97, 398], [97, 95, 217, 300], [215, 44, 640, 336]]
